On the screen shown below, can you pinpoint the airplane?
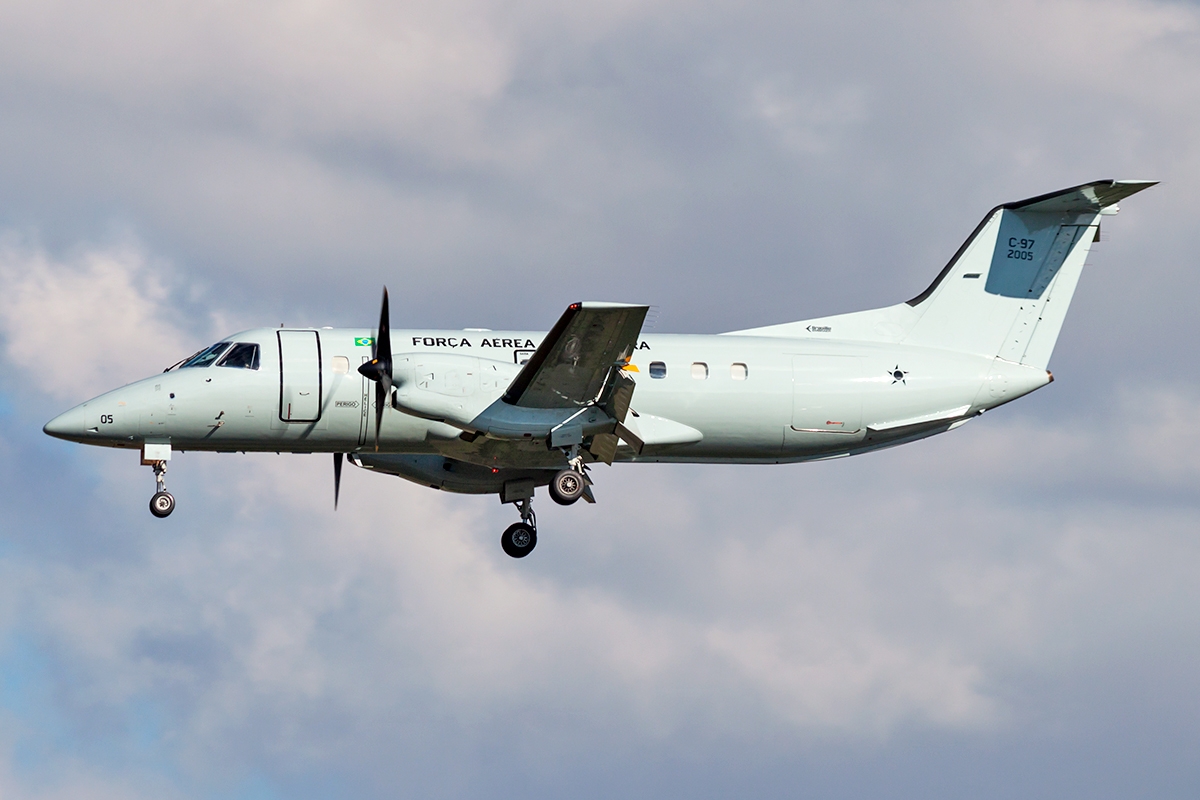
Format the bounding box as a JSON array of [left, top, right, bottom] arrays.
[[43, 179, 1154, 558]]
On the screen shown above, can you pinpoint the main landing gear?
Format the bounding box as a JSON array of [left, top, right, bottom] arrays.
[[548, 446, 591, 506], [501, 499, 537, 558], [549, 469, 585, 505], [500, 450, 592, 558], [148, 460, 176, 518]]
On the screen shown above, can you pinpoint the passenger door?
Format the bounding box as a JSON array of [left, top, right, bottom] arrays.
[[278, 330, 322, 422]]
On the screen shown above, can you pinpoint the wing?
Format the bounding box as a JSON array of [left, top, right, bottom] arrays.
[[502, 302, 649, 408]]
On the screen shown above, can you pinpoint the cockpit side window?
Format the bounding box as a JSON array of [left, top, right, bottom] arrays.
[[180, 342, 232, 369], [217, 342, 261, 370]]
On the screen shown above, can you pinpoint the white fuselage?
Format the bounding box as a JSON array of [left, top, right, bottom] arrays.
[[46, 326, 1051, 468]]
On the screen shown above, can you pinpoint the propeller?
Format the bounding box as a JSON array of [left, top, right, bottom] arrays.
[[357, 287, 393, 451], [333, 452, 343, 510]]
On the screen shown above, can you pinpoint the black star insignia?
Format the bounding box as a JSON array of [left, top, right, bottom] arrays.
[[889, 365, 908, 385]]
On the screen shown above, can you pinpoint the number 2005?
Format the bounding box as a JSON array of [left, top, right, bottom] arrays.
[[1007, 237, 1035, 261]]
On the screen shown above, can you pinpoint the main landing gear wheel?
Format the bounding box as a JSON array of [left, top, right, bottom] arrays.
[[501, 522, 537, 558], [150, 491, 176, 518], [549, 469, 585, 506]]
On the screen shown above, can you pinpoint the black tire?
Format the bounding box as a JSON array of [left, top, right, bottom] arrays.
[[149, 491, 176, 518], [501, 522, 537, 558], [549, 469, 584, 506]]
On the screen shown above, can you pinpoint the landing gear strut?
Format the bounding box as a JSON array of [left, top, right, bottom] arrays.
[[148, 460, 175, 518], [501, 498, 537, 558]]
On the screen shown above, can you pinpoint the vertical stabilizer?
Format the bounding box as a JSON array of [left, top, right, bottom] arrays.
[[902, 180, 1155, 368]]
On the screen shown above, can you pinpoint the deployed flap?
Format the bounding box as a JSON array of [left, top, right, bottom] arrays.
[[503, 302, 649, 408]]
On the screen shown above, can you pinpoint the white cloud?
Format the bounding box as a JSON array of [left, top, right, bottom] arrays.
[[0, 237, 201, 398]]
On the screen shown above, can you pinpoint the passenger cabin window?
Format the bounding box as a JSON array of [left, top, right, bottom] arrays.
[[731, 363, 748, 380], [331, 356, 350, 374], [691, 362, 708, 379], [180, 342, 231, 369], [217, 343, 261, 370], [649, 361, 667, 379]]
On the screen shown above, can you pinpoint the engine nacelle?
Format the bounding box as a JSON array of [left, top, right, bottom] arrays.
[[391, 353, 519, 429], [390, 352, 623, 445]]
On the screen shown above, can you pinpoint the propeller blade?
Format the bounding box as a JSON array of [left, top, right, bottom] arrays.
[[333, 452, 343, 510], [376, 286, 391, 369], [357, 287, 393, 452], [374, 380, 386, 451]]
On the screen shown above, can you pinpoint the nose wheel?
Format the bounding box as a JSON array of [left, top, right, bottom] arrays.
[[148, 460, 175, 518], [501, 499, 537, 558]]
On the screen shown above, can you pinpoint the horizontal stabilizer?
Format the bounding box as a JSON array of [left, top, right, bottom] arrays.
[[1006, 179, 1157, 213]]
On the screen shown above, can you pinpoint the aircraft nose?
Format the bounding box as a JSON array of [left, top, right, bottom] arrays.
[[43, 405, 90, 441]]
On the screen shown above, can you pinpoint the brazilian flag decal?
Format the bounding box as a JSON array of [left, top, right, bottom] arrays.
[[354, 337, 375, 347]]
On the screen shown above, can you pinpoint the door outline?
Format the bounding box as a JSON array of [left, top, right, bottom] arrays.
[[790, 355, 864, 435], [277, 330, 323, 423]]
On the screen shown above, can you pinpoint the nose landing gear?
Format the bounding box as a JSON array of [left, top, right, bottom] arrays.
[[148, 460, 175, 518], [501, 498, 537, 558]]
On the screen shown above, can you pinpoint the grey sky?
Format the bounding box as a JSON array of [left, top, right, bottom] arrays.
[[2, 1, 1199, 797]]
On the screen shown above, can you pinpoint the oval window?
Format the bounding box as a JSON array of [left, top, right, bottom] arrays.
[[691, 362, 708, 379], [649, 361, 667, 379], [731, 363, 747, 380]]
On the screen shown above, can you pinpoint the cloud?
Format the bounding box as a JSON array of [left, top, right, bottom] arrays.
[[2, 0, 1200, 797], [749, 81, 869, 155], [0, 237, 200, 398]]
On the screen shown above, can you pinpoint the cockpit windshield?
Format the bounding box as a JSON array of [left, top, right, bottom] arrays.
[[217, 342, 261, 370], [179, 342, 232, 369]]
